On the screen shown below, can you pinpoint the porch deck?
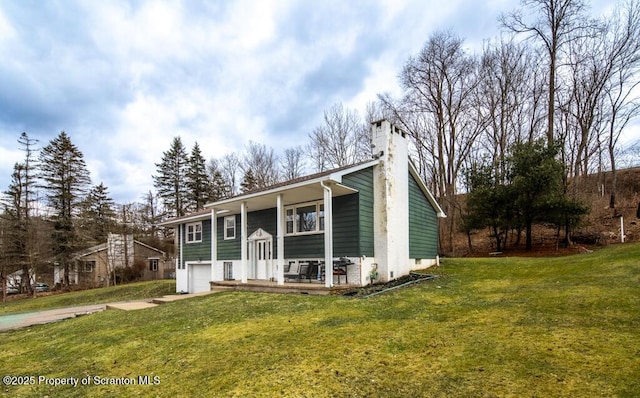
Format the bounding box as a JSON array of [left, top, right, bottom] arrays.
[[210, 280, 352, 296]]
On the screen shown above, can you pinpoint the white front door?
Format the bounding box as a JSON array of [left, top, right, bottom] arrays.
[[247, 228, 273, 280], [252, 239, 271, 280]]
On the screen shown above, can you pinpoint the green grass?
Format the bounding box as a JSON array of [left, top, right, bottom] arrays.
[[0, 280, 175, 315], [1, 244, 639, 397]]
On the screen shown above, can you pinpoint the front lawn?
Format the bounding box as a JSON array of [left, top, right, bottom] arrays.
[[1, 244, 638, 397]]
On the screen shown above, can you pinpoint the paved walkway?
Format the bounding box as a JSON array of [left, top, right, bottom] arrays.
[[0, 291, 218, 332]]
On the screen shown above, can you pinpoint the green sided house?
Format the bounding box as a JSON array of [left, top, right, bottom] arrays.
[[160, 120, 446, 293]]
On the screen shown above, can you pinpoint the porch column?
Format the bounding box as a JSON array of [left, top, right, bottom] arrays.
[[241, 201, 248, 284], [321, 181, 333, 288], [211, 208, 220, 281], [276, 194, 285, 285]]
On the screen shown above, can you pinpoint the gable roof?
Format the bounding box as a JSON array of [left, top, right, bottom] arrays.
[[73, 239, 166, 259]]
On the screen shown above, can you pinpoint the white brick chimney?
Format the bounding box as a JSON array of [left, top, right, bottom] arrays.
[[371, 120, 410, 282]]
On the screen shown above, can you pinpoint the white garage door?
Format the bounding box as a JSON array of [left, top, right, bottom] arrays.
[[189, 264, 211, 293]]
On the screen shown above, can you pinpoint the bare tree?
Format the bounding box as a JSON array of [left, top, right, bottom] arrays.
[[560, 23, 610, 179], [476, 39, 536, 182], [602, 0, 640, 209], [501, 0, 592, 148], [140, 190, 165, 239], [219, 153, 241, 196], [388, 31, 480, 254], [378, 93, 434, 184], [307, 102, 371, 171], [242, 141, 280, 189], [281, 146, 306, 181]]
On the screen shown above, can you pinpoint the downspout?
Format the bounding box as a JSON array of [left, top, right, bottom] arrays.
[[241, 202, 248, 284], [179, 225, 184, 293], [321, 180, 333, 288], [276, 194, 285, 285], [211, 208, 218, 281]]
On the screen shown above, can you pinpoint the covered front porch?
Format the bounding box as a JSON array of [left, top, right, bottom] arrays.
[[207, 162, 376, 289]]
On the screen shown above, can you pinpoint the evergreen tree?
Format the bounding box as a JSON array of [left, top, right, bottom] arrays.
[[211, 169, 231, 200], [153, 137, 188, 217], [80, 183, 116, 244], [463, 161, 514, 252], [510, 140, 564, 250], [17, 132, 38, 221], [2, 132, 39, 296], [464, 140, 587, 251], [39, 131, 91, 288], [240, 169, 258, 193], [4, 164, 31, 294], [185, 142, 213, 211], [207, 158, 232, 201]]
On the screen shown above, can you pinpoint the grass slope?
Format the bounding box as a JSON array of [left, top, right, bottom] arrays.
[[1, 244, 639, 397]]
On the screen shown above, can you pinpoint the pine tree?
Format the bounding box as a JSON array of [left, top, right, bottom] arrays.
[[4, 163, 31, 294], [39, 131, 91, 288], [153, 137, 187, 217], [153, 137, 188, 217], [207, 158, 232, 200], [240, 169, 258, 193], [211, 170, 231, 200], [2, 132, 40, 296], [185, 142, 213, 211], [80, 183, 116, 244]]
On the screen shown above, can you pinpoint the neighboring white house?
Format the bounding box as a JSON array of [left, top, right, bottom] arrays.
[[6, 269, 36, 292]]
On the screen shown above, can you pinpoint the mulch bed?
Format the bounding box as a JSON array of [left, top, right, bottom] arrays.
[[341, 272, 437, 297]]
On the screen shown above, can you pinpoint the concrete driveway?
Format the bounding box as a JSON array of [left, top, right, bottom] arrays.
[[0, 304, 107, 332], [0, 291, 219, 332]]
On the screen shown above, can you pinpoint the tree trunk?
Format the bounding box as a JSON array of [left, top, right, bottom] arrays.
[[64, 262, 71, 289], [547, 51, 556, 147], [608, 111, 618, 210], [564, 220, 573, 247]]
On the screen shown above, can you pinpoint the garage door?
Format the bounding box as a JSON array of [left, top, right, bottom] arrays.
[[189, 264, 211, 293]]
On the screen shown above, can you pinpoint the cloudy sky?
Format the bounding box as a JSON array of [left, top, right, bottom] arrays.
[[0, 0, 627, 204]]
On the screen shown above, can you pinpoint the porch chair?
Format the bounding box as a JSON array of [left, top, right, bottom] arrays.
[[284, 261, 300, 281], [297, 262, 312, 283]]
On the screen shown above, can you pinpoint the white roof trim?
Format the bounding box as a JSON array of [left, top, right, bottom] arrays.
[[158, 210, 212, 227]]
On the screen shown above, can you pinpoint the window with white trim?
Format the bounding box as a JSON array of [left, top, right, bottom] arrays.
[[186, 222, 202, 243], [149, 259, 159, 271], [285, 201, 325, 235], [224, 216, 236, 240]]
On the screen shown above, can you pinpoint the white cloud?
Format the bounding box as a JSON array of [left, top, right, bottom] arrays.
[[0, 7, 16, 43]]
